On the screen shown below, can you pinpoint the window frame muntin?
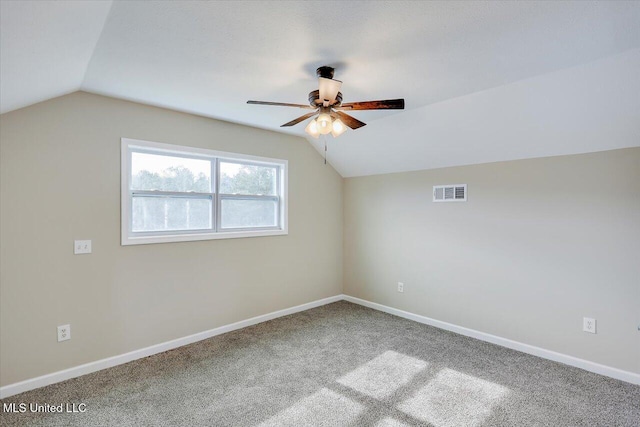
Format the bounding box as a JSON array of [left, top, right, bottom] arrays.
[[121, 138, 288, 246]]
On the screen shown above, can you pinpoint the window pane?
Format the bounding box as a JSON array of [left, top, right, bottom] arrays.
[[131, 152, 211, 192], [219, 162, 277, 195], [220, 198, 278, 229], [132, 196, 212, 232]]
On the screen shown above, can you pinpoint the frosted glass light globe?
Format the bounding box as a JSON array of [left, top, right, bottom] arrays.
[[331, 118, 346, 137], [317, 113, 332, 135], [305, 118, 319, 138]]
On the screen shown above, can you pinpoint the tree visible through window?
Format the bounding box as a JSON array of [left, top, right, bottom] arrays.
[[220, 164, 275, 195], [130, 152, 213, 233], [219, 162, 278, 229], [133, 166, 211, 193]]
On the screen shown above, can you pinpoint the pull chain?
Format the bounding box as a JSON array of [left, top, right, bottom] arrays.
[[324, 136, 327, 165]]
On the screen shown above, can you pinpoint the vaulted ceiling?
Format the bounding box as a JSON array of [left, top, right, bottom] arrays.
[[2, 1, 639, 177]]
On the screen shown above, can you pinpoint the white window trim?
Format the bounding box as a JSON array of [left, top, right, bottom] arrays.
[[121, 138, 288, 246]]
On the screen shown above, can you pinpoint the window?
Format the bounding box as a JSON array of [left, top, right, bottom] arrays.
[[121, 138, 287, 245]]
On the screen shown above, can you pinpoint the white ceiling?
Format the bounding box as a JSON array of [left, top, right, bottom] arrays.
[[0, 1, 112, 113], [2, 1, 639, 177]]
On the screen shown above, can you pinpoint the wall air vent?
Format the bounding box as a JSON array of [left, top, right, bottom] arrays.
[[433, 184, 467, 202]]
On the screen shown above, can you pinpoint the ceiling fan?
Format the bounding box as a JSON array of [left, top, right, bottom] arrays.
[[247, 66, 404, 138]]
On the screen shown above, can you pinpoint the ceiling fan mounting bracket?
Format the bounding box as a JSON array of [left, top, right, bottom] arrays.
[[316, 66, 335, 79]]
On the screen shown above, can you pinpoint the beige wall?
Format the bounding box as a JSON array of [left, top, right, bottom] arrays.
[[2, 91, 638, 387], [0, 92, 343, 386], [344, 148, 640, 374]]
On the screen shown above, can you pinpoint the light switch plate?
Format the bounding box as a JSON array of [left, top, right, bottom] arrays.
[[74, 240, 91, 254]]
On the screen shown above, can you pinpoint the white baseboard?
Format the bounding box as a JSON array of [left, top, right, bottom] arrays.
[[0, 295, 342, 399], [2, 293, 637, 398], [342, 295, 640, 386]]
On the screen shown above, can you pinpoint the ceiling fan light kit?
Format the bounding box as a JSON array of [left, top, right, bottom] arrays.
[[247, 66, 405, 139]]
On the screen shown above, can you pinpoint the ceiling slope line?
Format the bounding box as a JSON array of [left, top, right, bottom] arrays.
[[80, 0, 116, 88]]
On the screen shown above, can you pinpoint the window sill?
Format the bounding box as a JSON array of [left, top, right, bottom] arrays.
[[121, 229, 288, 246]]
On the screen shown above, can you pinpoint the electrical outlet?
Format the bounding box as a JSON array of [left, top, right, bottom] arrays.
[[57, 324, 71, 342], [397, 282, 404, 293], [583, 317, 596, 334], [74, 240, 91, 254]]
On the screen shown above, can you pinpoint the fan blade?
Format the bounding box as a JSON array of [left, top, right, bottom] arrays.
[[336, 99, 404, 110], [318, 77, 342, 104], [333, 110, 366, 130], [280, 111, 318, 127], [247, 100, 315, 109]]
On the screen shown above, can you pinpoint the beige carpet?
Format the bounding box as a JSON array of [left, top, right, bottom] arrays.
[[1, 301, 638, 426]]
